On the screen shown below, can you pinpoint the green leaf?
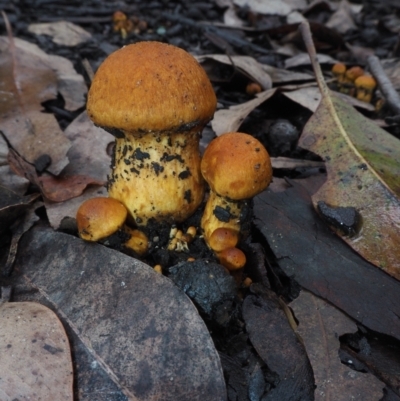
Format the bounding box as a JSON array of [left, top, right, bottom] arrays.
[[298, 21, 400, 280]]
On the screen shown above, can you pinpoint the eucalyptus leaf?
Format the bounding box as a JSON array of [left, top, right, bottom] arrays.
[[299, 22, 400, 279]]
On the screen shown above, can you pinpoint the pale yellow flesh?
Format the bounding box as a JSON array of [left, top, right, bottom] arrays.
[[109, 130, 204, 225]]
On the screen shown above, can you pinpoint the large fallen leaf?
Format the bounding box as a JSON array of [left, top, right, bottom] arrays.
[[253, 180, 400, 341], [0, 36, 71, 174], [298, 22, 400, 279], [13, 225, 227, 401], [291, 291, 384, 400], [0, 301, 73, 400]]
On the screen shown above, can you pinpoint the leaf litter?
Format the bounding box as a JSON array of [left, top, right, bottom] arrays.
[[0, 300, 74, 401], [12, 226, 227, 401], [298, 21, 400, 279], [291, 291, 384, 400]]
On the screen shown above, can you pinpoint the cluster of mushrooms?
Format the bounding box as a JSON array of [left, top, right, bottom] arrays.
[[76, 41, 272, 274]]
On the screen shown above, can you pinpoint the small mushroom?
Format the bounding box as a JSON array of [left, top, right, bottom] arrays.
[[87, 41, 217, 227], [76, 197, 127, 241], [217, 247, 247, 271], [331, 63, 347, 84], [354, 75, 377, 103], [208, 227, 239, 253], [341, 66, 364, 95], [200, 132, 272, 245]]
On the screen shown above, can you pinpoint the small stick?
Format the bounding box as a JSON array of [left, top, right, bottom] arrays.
[[367, 55, 400, 116]]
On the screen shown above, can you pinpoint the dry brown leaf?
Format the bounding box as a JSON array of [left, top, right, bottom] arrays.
[[44, 111, 114, 229], [233, 0, 293, 16], [212, 88, 277, 135], [0, 36, 71, 175], [196, 54, 272, 89], [261, 63, 314, 83], [14, 226, 227, 401], [28, 21, 92, 47], [291, 291, 384, 400], [8, 149, 105, 202], [0, 301, 73, 400], [325, 0, 356, 34], [283, 86, 375, 112], [284, 52, 337, 69], [7, 37, 87, 112], [0, 134, 29, 194]]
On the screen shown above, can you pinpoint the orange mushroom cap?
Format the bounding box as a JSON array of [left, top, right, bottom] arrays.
[[208, 227, 240, 253], [201, 132, 272, 201], [345, 66, 364, 82], [332, 63, 346, 76], [218, 247, 246, 271], [354, 75, 377, 90], [76, 197, 127, 241], [87, 41, 217, 134]]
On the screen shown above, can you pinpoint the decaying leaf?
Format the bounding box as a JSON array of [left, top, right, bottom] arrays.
[[13, 226, 227, 401], [233, 0, 293, 16], [0, 185, 39, 235], [242, 284, 315, 399], [8, 148, 105, 202], [282, 86, 375, 113], [7, 37, 87, 111], [0, 301, 73, 400], [291, 291, 384, 400], [28, 21, 92, 47], [299, 21, 400, 279], [284, 52, 337, 69], [44, 111, 114, 229], [212, 88, 277, 135], [196, 54, 272, 90], [253, 180, 400, 341], [325, 0, 356, 34], [0, 36, 73, 175], [0, 134, 29, 193]]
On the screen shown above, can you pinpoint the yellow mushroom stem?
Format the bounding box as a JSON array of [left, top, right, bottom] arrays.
[[201, 191, 243, 245], [108, 129, 204, 226]]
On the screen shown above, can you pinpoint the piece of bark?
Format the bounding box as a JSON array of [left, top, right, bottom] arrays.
[[12, 225, 227, 401]]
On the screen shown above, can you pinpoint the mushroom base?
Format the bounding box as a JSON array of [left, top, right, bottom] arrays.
[[108, 130, 204, 226], [201, 190, 246, 245]]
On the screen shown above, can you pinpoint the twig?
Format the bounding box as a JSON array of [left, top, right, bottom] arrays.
[[82, 58, 95, 83], [367, 55, 400, 116]]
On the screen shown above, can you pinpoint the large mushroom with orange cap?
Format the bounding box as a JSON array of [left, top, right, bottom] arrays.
[[87, 41, 217, 226], [200, 132, 272, 245]]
